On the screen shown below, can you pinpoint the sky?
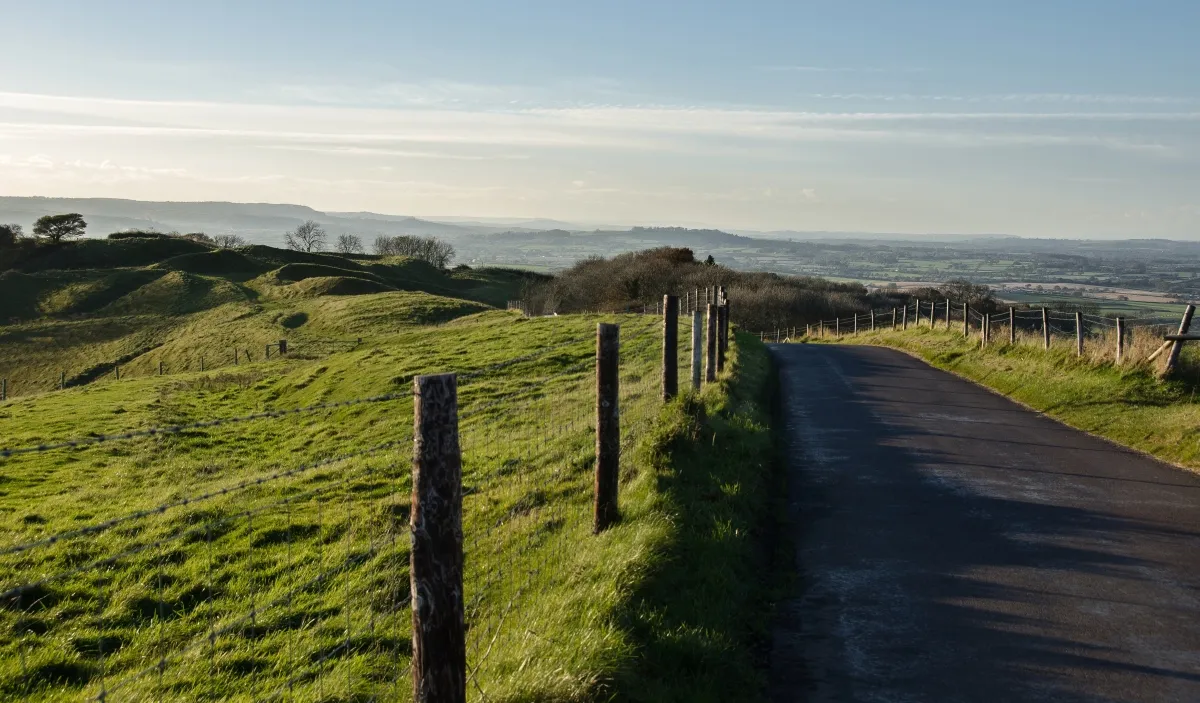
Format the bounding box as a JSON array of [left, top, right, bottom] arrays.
[[1, 0, 1198, 238]]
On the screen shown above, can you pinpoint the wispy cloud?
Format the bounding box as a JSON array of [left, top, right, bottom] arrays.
[[807, 92, 1198, 105], [758, 65, 923, 73], [0, 90, 1190, 164]]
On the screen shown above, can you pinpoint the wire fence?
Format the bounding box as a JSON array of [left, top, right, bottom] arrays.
[[0, 294, 732, 701], [0, 338, 368, 402], [759, 299, 1197, 372]]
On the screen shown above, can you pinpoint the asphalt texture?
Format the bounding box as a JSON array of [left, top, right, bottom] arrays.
[[768, 343, 1200, 703]]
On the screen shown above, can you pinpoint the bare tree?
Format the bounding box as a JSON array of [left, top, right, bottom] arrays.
[[213, 234, 247, 249], [373, 234, 455, 268], [285, 220, 326, 252], [335, 234, 364, 254]]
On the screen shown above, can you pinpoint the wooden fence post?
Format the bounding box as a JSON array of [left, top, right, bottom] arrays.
[[233, 348, 239, 366], [836, 318, 841, 338], [1116, 317, 1125, 364], [914, 298, 920, 327], [2, 378, 6, 401], [1075, 312, 1084, 357], [902, 304, 908, 330], [60, 371, 65, 390], [853, 315, 858, 335], [1009, 307, 1015, 345], [981, 314, 988, 347], [870, 310, 875, 331], [1163, 304, 1196, 376], [962, 303, 969, 336], [691, 310, 703, 389], [114, 367, 120, 381], [717, 303, 729, 372], [595, 324, 621, 532], [279, 339, 287, 355], [945, 299, 951, 329], [200, 357, 205, 372], [662, 295, 679, 401], [410, 372, 466, 703], [705, 305, 718, 383], [265, 344, 271, 360], [892, 308, 897, 330], [1042, 308, 1050, 350], [159, 361, 164, 376]]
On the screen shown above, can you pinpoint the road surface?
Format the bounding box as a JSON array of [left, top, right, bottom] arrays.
[[769, 344, 1200, 703]]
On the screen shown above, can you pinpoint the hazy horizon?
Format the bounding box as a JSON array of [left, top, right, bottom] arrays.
[[2, 1, 1198, 239]]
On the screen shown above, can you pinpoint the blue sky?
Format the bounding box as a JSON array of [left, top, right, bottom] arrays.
[[2, 0, 1198, 237]]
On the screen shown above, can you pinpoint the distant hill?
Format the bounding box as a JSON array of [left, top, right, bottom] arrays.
[[0, 197, 497, 248]]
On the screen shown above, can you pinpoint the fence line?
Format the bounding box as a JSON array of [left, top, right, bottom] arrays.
[[760, 300, 1196, 374], [1, 296, 733, 701], [0, 336, 371, 402]]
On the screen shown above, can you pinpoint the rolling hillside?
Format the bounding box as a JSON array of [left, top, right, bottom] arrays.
[[0, 236, 543, 397]]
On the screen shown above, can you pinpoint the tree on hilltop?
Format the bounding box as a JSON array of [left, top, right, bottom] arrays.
[[32, 213, 87, 244], [335, 234, 364, 254], [285, 220, 326, 252], [213, 234, 246, 249]]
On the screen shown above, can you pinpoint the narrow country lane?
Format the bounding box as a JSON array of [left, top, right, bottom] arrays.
[[769, 344, 1200, 703]]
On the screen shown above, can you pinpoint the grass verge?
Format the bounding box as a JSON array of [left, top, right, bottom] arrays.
[[813, 325, 1200, 471], [606, 331, 779, 702]]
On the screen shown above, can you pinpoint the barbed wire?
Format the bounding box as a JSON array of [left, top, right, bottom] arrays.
[[0, 392, 411, 458], [1, 441, 398, 558]]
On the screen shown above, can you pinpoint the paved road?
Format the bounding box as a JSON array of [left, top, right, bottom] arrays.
[[769, 344, 1200, 703]]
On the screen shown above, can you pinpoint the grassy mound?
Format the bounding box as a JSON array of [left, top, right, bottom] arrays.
[[815, 325, 1200, 470], [155, 249, 270, 276]]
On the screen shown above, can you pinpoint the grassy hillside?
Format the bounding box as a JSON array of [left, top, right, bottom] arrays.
[[0, 305, 776, 701], [0, 237, 544, 398], [810, 324, 1200, 471]]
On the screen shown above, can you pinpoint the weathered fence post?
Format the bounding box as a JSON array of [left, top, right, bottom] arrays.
[[853, 315, 858, 335], [870, 310, 876, 331], [1009, 307, 1015, 345], [705, 305, 718, 382], [662, 295, 679, 401], [1075, 312, 1084, 357], [1, 378, 6, 401], [820, 320, 825, 337], [114, 367, 120, 381], [892, 308, 897, 329], [836, 318, 841, 338], [717, 302, 728, 372], [279, 339, 287, 355], [945, 299, 951, 329], [159, 361, 164, 376], [695, 288, 701, 314], [1042, 308, 1050, 350], [200, 357, 205, 372], [1116, 317, 1125, 364], [1163, 304, 1196, 376], [928, 301, 935, 327], [691, 310, 703, 390], [963, 303, 969, 336], [411, 372, 466, 703], [233, 348, 239, 366], [265, 344, 271, 360], [914, 298, 920, 327], [902, 305, 908, 330], [595, 324, 621, 532], [60, 371, 65, 390], [981, 314, 988, 347]]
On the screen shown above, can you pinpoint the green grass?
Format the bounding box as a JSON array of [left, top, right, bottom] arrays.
[[0, 302, 776, 701], [608, 332, 779, 702], [0, 238, 544, 398], [809, 324, 1200, 471]]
